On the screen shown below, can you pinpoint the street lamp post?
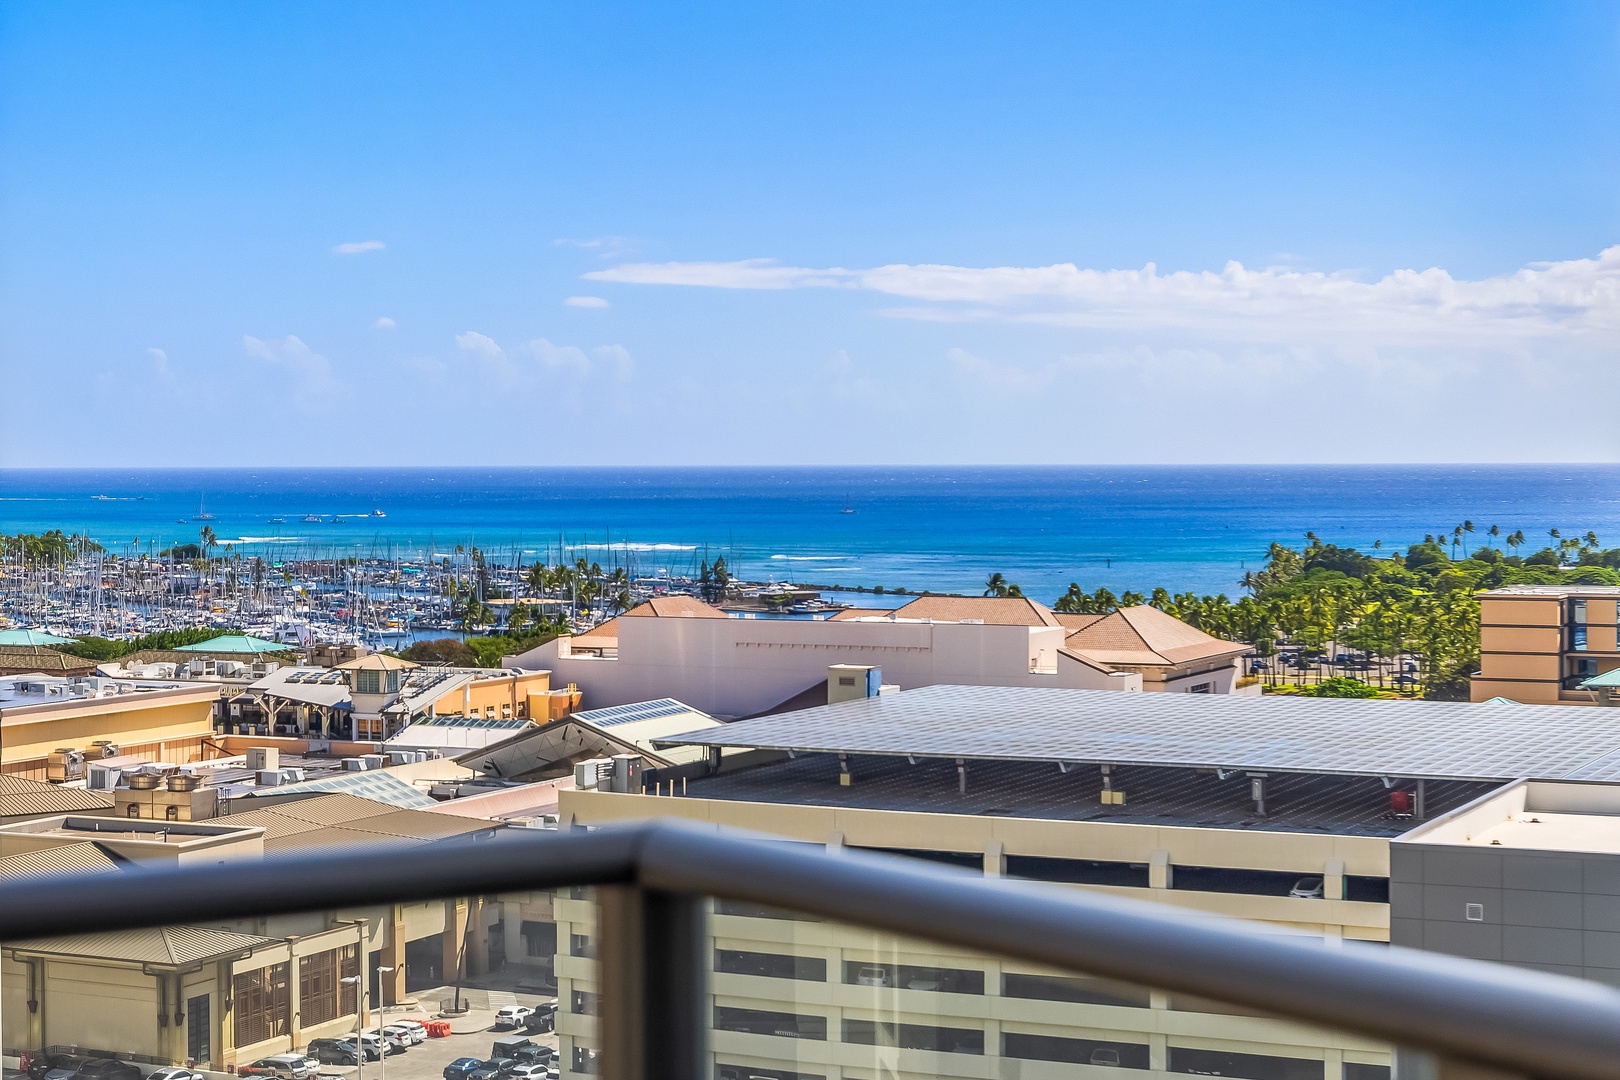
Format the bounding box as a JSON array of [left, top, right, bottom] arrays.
[[340, 975, 366, 1080], [374, 967, 396, 1080]]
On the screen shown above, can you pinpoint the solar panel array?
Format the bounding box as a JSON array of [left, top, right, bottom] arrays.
[[573, 697, 697, 728], [659, 685, 1620, 782]]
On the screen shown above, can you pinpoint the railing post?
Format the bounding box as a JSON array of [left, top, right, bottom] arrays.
[[597, 886, 708, 1080]]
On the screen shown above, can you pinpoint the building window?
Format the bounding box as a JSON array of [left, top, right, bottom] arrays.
[[232, 962, 291, 1047], [1188, 682, 1213, 694], [714, 1006, 827, 1040], [569, 933, 594, 959], [841, 1019, 984, 1055], [1344, 1066, 1390, 1080], [355, 670, 381, 694], [299, 945, 359, 1028], [1006, 855, 1150, 889], [716, 1066, 824, 1080], [127, 803, 141, 818], [716, 949, 826, 982], [1002, 971, 1151, 1008], [843, 960, 982, 994], [570, 1047, 598, 1075], [713, 898, 811, 922], [1004, 1032, 1150, 1068], [1169, 1047, 1324, 1080], [522, 921, 555, 958], [570, 990, 596, 1015]]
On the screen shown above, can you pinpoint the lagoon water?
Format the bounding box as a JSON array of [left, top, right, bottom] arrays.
[[2, 466, 1618, 603]]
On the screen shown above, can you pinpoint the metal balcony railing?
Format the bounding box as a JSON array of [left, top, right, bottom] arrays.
[[3, 820, 1620, 1080]]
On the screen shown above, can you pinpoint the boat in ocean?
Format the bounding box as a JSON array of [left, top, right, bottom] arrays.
[[371, 509, 386, 518], [301, 514, 322, 523], [267, 517, 285, 524], [192, 494, 214, 522]]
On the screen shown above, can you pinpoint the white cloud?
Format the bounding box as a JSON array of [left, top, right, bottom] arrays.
[[455, 330, 503, 358], [585, 246, 1620, 345], [373, 316, 396, 329], [555, 236, 633, 258], [243, 335, 341, 412], [454, 332, 633, 388], [564, 296, 611, 309], [333, 240, 386, 255]]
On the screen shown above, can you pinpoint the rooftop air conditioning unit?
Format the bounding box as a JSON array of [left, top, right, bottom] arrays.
[[342, 758, 367, 772], [126, 773, 162, 790], [87, 766, 122, 791], [91, 741, 119, 758], [385, 751, 412, 766], [245, 747, 279, 772], [361, 754, 385, 771], [256, 769, 283, 787], [279, 767, 305, 784], [166, 773, 200, 792], [574, 757, 614, 790]]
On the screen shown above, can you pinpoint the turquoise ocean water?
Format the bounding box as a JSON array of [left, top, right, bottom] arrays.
[[2, 466, 1617, 603]]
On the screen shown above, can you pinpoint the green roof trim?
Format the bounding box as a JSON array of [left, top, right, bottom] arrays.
[[0, 629, 72, 646], [174, 634, 290, 654]]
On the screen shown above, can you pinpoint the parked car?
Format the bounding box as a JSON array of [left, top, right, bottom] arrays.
[[445, 1058, 485, 1080], [240, 1056, 316, 1080], [493, 1005, 535, 1030], [470, 1058, 517, 1080], [1089, 1048, 1122, 1067], [1290, 876, 1325, 899], [384, 1023, 424, 1046], [148, 1068, 206, 1080], [492, 1037, 538, 1061], [307, 1040, 362, 1066], [71, 1061, 139, 1080], [391, 1019, 430, 1043], [28, 1055, 85, 1080], [522, 1004, 557, 1034], [509, 1066, 550, 1080], [508, 1044, 554, 1066]]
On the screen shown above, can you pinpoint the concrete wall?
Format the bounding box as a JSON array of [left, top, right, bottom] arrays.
[[560, 789, 1391, 941], [513, 618, 1139, 718], [1390, 842, 1620, 988]]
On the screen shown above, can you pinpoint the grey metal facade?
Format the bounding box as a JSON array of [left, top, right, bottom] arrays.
[[1391, 842, 1620, 989]]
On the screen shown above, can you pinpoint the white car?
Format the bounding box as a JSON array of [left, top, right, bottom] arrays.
[[384, 1023, 426, 1046], [148, 1070, 206, 1080], [509, 1067, 549, 1080], [1289, 876, 1325, 899], [391, 1019, 429, 1043], [494, 1005, 535, 1029]]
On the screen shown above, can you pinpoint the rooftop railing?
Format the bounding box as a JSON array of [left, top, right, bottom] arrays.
[[3, 820, 1620, 1080]]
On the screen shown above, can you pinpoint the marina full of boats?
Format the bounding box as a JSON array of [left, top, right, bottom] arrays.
[[0, 533, 848, 648]]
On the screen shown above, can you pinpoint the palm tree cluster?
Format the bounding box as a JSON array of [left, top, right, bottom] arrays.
[[993, 528, 1620, 699], [521, 557, 633, 621]]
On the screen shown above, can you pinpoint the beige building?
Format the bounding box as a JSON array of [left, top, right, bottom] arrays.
[[1471, 585, 1620, 704], [0, 675, 221, 781], [0, 790, 556, 1070], [548, 681, 1620, 1080], [509, 595, 1251, 720]]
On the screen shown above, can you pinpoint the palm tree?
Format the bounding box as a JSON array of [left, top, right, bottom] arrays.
[[1462, 520, 1474, 555], [1586, 531, 1601, 550], [1487, 524, 1500, 548], [983, 573, 1009, 598], [1507, 529, 1525, 554]]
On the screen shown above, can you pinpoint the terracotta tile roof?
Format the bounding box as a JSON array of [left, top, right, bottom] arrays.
[[1062, 605, 1250, 667], [827, 608, 890, 621], [620, 596, 727, 619], [1052, 613, 1106, 632], [888, 596, 1064, 627], [573, 617, 620, 642]]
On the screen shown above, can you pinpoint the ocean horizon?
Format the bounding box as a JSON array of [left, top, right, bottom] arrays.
[[3, 464, 1618, 603]]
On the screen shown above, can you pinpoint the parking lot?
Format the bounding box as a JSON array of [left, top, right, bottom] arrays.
[[324, 983, 559, 1080]]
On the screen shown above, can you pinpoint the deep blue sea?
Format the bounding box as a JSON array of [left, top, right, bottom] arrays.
[[2, 466, 1618, 603]]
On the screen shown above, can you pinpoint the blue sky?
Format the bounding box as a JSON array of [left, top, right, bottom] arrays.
[[3, 2, 1618, 466]]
